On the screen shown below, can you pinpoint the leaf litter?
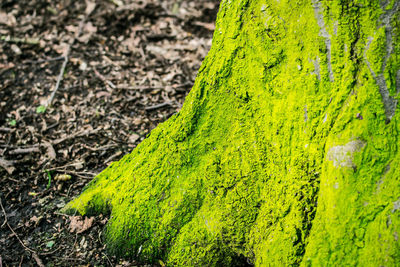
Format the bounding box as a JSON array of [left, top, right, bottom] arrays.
[[0, 0, 219, 265]]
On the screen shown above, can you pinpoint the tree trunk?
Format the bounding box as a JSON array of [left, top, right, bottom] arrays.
[[64, 0, 400, 265]]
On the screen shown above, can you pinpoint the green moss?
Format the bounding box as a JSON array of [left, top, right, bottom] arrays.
[[64, 0, 400, 265]]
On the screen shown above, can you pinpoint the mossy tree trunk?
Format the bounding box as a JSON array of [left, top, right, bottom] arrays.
[[64, 0, 400, 265]]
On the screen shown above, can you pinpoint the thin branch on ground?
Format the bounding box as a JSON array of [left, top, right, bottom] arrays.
[[7, 128, 100, 155], [0, 127, 12, 132], [8, 147, 40, 155], [102, 252, 113, 266], [25, 56, 65, 64], [115, 82, 193, 92], [116, 84, 165, 90], [145, 101, 173, 110], [31, 253, 45, 267], [81, 143, 117, 152]]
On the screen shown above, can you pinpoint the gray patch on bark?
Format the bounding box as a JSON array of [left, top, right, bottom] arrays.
[[364, 2, 400, 122], [327, 140, 366, 168], [364, 41, 397, 121], [312, 0, 334, 82], [312, 56, 321, 80], [380, 0, 390, 10], [376, 163, 391, 191], [304, 105, 308, 122], [396, 69, 400, 94], [392, 198, 400, 213], [333, 20, 338, 35]]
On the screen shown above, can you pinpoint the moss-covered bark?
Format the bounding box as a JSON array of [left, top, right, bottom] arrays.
[[64, 0, 400, 265]]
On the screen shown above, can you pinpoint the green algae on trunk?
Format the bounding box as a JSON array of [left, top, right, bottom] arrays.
[[64, 0, 400, 265]]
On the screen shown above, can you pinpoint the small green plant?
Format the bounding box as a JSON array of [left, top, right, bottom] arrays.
[[46, 240, 55, 248], [45, 170, 52, 189], [8, 119, 16, 126], [36, 105, 47, 114]]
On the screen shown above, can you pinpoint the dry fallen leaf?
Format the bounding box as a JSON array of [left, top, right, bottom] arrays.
[[129, 133, 140, 143], [0, 12, 17, 26], [30, 215, 43, 227], [44, 142, 57, 160], [0, 157, 15, 174], [10, 44, 22, 55], [85, 1, 96, 15], [53, 42, 69, 54], [133, 118, 142, 126], [65, 25, 78, 34], [78, 22, 97, 43], [84, 22, 97, 34], [69, 216, 94, 234]]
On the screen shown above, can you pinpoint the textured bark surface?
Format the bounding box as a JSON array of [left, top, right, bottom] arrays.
[[64, 0, 400, 265]]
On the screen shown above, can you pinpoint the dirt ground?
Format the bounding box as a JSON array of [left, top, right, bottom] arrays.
[[0, 0, 218, 265]]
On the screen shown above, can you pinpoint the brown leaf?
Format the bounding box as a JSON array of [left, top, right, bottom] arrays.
[[69, 216, 94, 234], [78, 22, 97, 43], [65, 25, 78, 34], [133, 118, 142, 126], [0, 12, 16, 27], [30, 215, 43, 227], [44, 142, 56, 160], [129, 133, 140, 143], [53, 42, 69, 54], [0, 157, 15, 174], [85, 1, 96, 15], [84, 22, 97, 34]]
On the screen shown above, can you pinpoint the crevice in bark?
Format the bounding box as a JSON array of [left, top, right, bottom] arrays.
[[311, 56, 321, 81], [364, 1, 400, 123], [312, 0, 334, 82], [364, 35, 397, 123]]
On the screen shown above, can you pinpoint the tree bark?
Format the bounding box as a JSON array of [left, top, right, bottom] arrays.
[[64, 0, 400, 265]]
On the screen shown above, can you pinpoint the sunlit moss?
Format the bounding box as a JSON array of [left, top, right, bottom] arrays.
[[64, 0, 400, 265]]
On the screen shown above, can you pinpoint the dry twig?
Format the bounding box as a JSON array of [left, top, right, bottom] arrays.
[[25, 56, 65, 64], [115, 82, 193, 92], [116, 84, 164, 91], [31, 253, 45, 267], [145, 102, 173, 111], [8, 147, 40, 155], [0, 127, 12, 132], [7, 128, 100, 155]]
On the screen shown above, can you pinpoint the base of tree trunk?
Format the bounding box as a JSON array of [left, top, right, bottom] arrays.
[[64, 0, 400, 265]]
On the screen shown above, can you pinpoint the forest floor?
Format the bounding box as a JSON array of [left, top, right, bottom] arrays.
[[0, 0, 218, 265]]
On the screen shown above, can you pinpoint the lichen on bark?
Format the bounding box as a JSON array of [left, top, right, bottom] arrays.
[[64, 0, 400, 265]]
